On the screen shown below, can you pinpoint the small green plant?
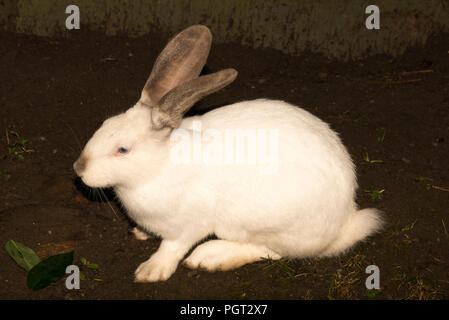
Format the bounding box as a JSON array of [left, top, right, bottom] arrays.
[[401, 219, 418, 232], [363, 152, 383, 164], [366, 288, 383, 298], [80, 257, 102, 281], [327, 269, 359, 300], [327, 278, 337, 300], [5, 129, 33, 160], [364, 189, 385, 201], [404, 275, 440, 300], [415, 177, 432, 190], [390, 220, 403, 235], [261, 257, 295, 279], [80, 256, 99, 270], [377, 128, 386, 143]]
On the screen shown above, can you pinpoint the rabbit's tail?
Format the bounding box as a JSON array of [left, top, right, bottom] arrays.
[[320, 208, 384, 257]]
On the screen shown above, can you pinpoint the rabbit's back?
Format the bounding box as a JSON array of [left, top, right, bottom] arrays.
[[191, 99, 355, 189]]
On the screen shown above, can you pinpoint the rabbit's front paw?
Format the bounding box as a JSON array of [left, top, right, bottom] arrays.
[[134, 255, 178, 282], [131, 227, 151, 240]]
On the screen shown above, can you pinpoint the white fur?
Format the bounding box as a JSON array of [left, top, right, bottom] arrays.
[[76, 99, 383, 282]]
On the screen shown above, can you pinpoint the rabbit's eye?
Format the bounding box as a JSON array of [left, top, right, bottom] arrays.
[[117, 147, 129, 154]]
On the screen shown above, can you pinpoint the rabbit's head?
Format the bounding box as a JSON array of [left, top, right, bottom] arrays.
[[73, 25, 237, 188]]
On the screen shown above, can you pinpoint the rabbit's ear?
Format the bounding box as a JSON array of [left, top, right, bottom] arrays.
[[151, 68, 237, 129], [140, 25, 212, 106]]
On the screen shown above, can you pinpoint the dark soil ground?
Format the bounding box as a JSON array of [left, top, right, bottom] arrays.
[[0, 29, 448, 300]]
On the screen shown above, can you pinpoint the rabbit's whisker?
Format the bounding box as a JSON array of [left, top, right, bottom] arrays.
[[99, 187, 119, 219]]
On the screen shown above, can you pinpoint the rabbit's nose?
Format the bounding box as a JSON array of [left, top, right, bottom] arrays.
[[73, 155, 87, 175]]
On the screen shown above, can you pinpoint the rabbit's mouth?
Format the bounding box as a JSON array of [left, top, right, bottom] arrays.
[[74, 177, 116, 203], [75, 169, 108, 188]]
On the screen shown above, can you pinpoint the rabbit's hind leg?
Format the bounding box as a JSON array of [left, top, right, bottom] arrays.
[[183, 239, 281, 272]]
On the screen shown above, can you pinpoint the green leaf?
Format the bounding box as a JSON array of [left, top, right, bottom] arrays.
[[87, 263, 99, 270], [80, 257, 87, 265], [5, 240, 41, 272], [27, 251, 74, 291]]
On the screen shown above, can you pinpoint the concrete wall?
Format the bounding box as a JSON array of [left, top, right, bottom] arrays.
[[1, 0, 448, 60]]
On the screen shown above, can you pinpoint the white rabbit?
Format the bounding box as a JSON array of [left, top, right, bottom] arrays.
[[74, 25, 383, 282]]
